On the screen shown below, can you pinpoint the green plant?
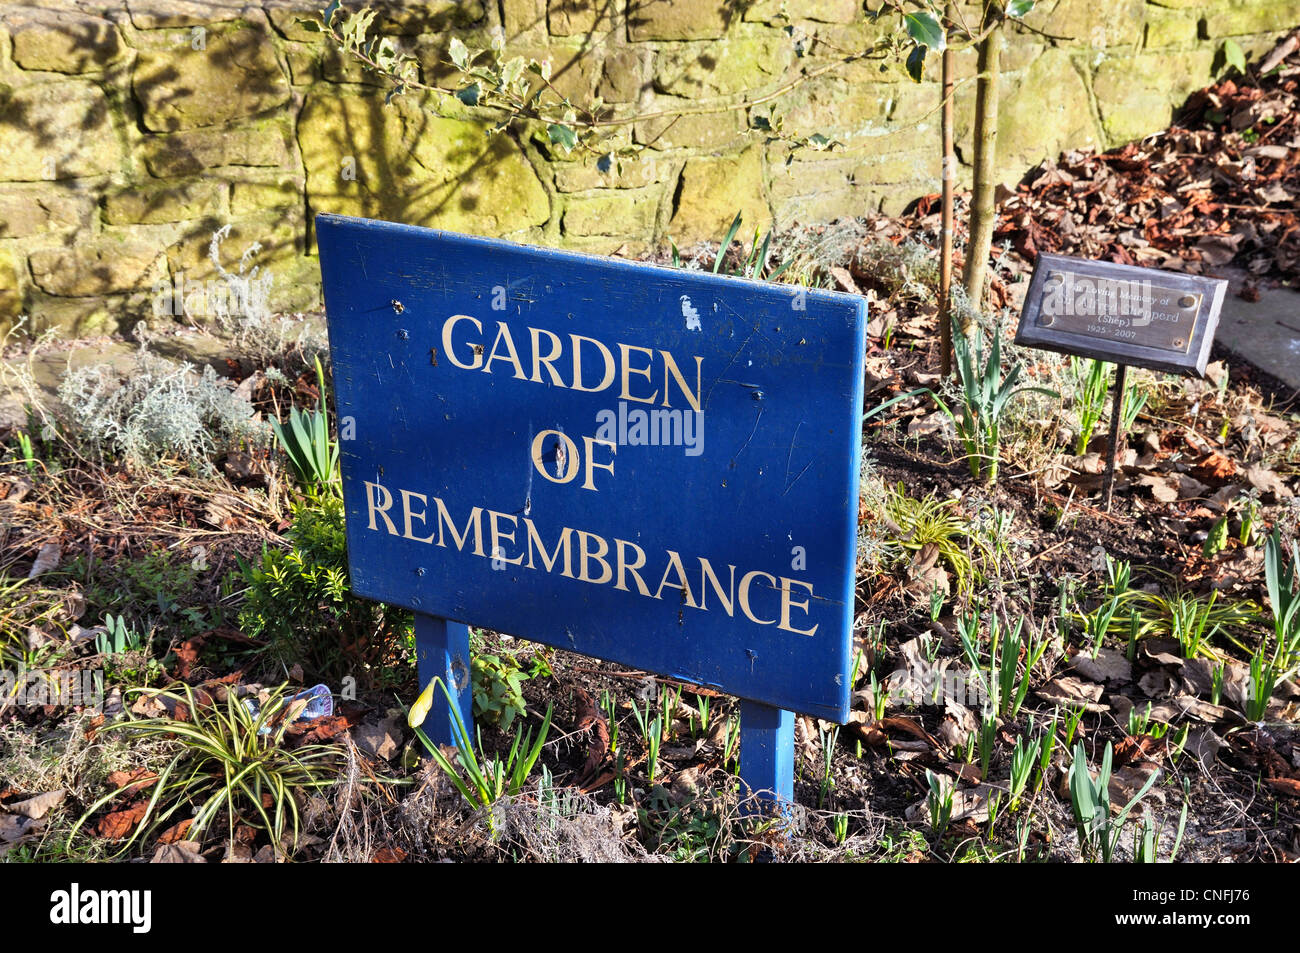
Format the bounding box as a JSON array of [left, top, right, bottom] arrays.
[[13, 430, 37, 473], [1066, 740, 1158, 863], [70, 683, 342, 857], [832, 812, 849, 845], [408, 678, 552, 834], [235, 495, 411, 680], [977, 712, 996, 779], [630, 699, 663, 784], [926, 769, 954, 840], [1082, 587, 1259, 660], [1104, 554, 1131, 598], [1127, 702, 1168, 740], [94, 614, 163, 685], [885, 483, 988, 594], [1244, 640, 1290, 724], [601, 690, 620, 753], [709, 212, 794, 282], [271, 356, 340, 496], [1264, 528, 1300, 661], [818, 724, 839, 808], [958, 610, 1045, 719], [471, 653, 529, 730], [95, 613, 142, 657], [867, 317, 1055, 482], [1135, 779, 1189, 863], [1070, 357, 1109, 455], [1008, 728, 1040, 811]]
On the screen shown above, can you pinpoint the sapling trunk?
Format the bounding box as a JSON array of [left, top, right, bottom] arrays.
[[939, 1, 956, 377], [961, 13, 1001, 314]]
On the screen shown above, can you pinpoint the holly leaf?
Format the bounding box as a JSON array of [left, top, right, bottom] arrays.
[[547, 123, 578, 154], [456, 83, 480, 106], [1005, 0, 1035, 17], [904, 12, 944, 52], [448, 36, 469, 71], [906, 44, 928, 82]]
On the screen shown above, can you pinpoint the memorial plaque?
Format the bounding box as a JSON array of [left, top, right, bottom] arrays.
[[317, 213, 867, 723], [1014, 253, 1226, 376]]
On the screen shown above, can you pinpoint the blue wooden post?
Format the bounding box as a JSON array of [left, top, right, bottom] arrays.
[[414, 614, 473, 748], [739, 700, 795, 814]]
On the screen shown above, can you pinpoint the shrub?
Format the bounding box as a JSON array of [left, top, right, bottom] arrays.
[[57, 343, 265, 475], [235, 495, 411, 681]]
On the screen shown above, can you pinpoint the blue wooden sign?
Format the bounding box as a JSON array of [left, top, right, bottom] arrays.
[[317, 213, 866, 804]]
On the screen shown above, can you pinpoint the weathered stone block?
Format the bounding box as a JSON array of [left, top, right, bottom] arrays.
[[1093, 50, 1216, 147], [1204, 1, 1299, 36], [127, 0, 247, 29], [505, 0, 549, 41], [0, 81, 120, 181], [992, 49, 1099, 182], [654, 37, 794, 98], [133, 24, 290, 131], [1023, 0, 1146, 50], [599, 48, 645, 102], [563, 186, 661, 236], [669, 146, 769, 243], [231, 176, 303, 213], [629, 0, 731, 41], [7, 7, 126, 74], [141, 121, 294, 176], [0, 187, 92, 238], [0, 249, 22, 321], [1143, 8, 1199, 48], [553, 156, 670, 192], [548, 0, 611, 37], [743, 0, 860, 24], [29, 237, 167, 296], [634, 97, 746, 149], [103, 180, 225, 225], [298, 88, 550, 241]]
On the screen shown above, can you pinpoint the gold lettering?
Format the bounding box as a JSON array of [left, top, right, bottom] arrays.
[[433, 497, 485, 555], [571, 334, 616, 393], [654, 550, 698, 607], [488, 510, 523, 565], [442, 314, 483, 370], [529, 326, 565, 386], [660, 350, 703, 412], [400, 489, 435, 543], [523, 519, 573, 577], [617, 342, 659, 404], [738, 570, 777, 625], [778, 577, 819, 636], [365, 480, 398, 534], [615, 538, 651, 595], [577, 530, 613, 584], [484, 321, 527, 379]]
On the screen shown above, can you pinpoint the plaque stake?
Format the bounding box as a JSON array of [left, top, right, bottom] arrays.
[[1100, 363, 1129, 512]]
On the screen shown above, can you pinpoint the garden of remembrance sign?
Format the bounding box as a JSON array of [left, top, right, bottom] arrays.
[[317, 213, 867, 801]]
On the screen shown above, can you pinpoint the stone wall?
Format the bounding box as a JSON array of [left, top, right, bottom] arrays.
[[0, 0, 1295, 335]]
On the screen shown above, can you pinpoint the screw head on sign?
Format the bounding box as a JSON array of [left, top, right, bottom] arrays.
[[1174, 338, 1185, 348], [398, 328, 409, 340], [1179, 295, 1196, 309], [391, 299, 405, 313]]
